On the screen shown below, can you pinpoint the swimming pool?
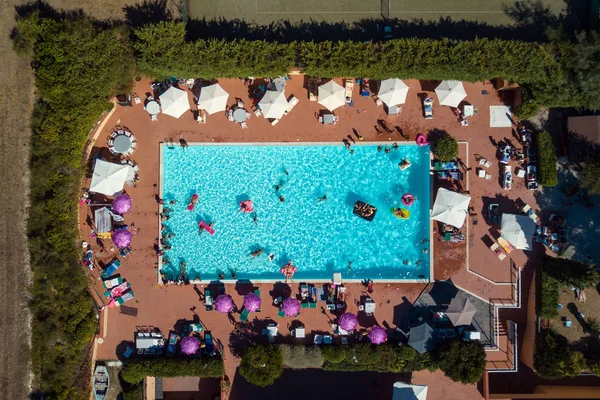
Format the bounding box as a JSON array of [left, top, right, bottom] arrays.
[[160, 143, 431, 282]]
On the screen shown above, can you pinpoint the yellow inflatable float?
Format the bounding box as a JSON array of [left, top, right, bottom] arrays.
[[390, 207, 410, 219]]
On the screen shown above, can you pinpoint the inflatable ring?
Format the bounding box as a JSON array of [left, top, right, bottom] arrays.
[[402, 193, 416, 206], [416, 134, 428, 146], [240, 200, 254, 213]]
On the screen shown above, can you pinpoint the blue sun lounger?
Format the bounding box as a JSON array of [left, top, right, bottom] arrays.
[[101, 259, 121, 278]]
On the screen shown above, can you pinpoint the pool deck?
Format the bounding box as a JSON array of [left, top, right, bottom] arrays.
[[82, 76, 541, 397]]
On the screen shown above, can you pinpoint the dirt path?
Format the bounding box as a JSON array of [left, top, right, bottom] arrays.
[[0, 2, 35, 398]]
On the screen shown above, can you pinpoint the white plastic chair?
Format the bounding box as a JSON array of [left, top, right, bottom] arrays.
[[271, 119, 279, 126], [131, 142, 137, 149], [151, 114, 158, 122], [107, 140, 114, 146], [241, 122, 248, 129]]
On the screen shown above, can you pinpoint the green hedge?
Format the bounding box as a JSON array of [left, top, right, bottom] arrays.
[[121, 358, 224, 385], [534, 329, 585, 378], [536, 131, 558, 187], [538, 270, 560, 319], [14, 10, 134, 399], [322, 343, 432, 373]]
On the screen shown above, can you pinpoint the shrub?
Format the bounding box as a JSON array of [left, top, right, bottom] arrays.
[[534, 329, 585, 378], [280, 344, 324, 369], [432, 133, 459, 162], [322, 343, 430, 373], [239, 345, 283, 387], [321, 346, 347, 364], [434, 339, 486, 384], [579, 159, 600, 195], [121, 358, 224, 384], [536, 131, 558, 186], [121, 383, 143, 400], [13, 8, 134, 398], [543, 256, 599, 290], [513, 101, 540, 120], [538, 269, 559, 318]]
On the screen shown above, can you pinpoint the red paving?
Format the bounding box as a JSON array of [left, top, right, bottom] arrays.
[[84, 76, 538, 398]]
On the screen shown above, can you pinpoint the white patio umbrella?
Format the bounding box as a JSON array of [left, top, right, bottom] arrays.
[[159, 87, 190, 118], [430, 188, 471, 229], [378, 78, 409, 106], [500, 214, 536, 250], [435, 80, 467, 107], [258, 90, 288, 119], [318, 80, 345, 111], [197, 83, 229, 115], [89, 160, 134, 196], [392, 382, 428, 400]]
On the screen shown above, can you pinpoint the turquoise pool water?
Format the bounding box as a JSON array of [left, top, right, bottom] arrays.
[[161, 144, 430, 281]]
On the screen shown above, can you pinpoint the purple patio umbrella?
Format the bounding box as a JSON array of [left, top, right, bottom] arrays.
[[338, 312, 358, 332], [282, 298, 301, 317], [244, 292, 261, 312], [112, 194, 132, 214], [180, 336, 199, 355], [214, 294, 234, 313], [112, 229, 132, 248], [368, 326, 387, 345]]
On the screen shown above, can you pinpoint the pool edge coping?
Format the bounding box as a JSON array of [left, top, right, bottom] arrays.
[[157, 141, 434, 285]]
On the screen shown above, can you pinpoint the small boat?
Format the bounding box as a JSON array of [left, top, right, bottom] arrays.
[[93, 365, 110, 400]]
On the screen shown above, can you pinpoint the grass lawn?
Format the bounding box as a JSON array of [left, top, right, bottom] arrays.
[[548, 284, 600, 344]]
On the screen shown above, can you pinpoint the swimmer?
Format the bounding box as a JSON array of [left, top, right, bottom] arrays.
[[161, 215, 170, 222], [164, 245, 172, 251], [168, 233, 175, 239], [274, 184, 282, 191], [250, 249, 263, 259], [162, 257, 170, 265], [392, 142, 399, 150], [279, 196, 285, 202], [169, 200, 177, 205], [350, 149, 355, 154], [347, 260, 353, 270], [162, 207, 171, 213], [253, 214, 258, 225], [161, 224, 167, 231], [218, 272, 225, 280], [422, 248, 429, 254], [345, 142, 351, 150], [230, 269, 237, 279], [268, 253, 275, 261], [384, 147, 391, 153], [377, 145, 383, 152], [283, 169, 289, 175], [318, 194, 327, 202], [180, 261, 186, 269], [420, 239, 429, 243]]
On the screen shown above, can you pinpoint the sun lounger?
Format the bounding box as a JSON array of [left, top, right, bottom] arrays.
[[434, 161, 459, 171], [205, 289, 213, 311], [497, 237, 515, 254], [253, 289, 261, 312], [167, 333, 178, 355], [115, 290, 134, 306], [123, 346, 134, 358], [184, 323, 203, 334], [317, 287, 325, 301], [102, 276, 122, 290], [323, 335, 333, 344], [490, 243, 506, 260], [313, 334, 323, 345], [277, 309, 285, 318], [284, 96, 299, 114], [204, 332, 215, 355], [101, 259, 121, 278], [424, 98, 433, 119], [119, 246, 132, 257], [239, 308, 251, 322], [309, 287, 317, 308]]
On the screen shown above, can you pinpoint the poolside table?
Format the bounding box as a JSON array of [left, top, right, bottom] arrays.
[[322, 114, 335, 124], [146, 100, 160, 115], [233, 108, 248, 123], [113, 135, 132, 154]]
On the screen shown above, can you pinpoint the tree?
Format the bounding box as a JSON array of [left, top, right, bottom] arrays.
[[543, 256, 599, 290], [579, 159, 600, 195], [534, 329, 585, 378], [434, 339, 486, 384], [280, 344, 324, 369], [432, 133, 459, 162], [538, 270, 559, 318], [239, 345, 283, 387]]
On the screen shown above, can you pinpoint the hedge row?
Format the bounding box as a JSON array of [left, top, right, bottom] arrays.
[[536, 131, 558, 187], [241, 340, 485, 387], [134, 22, 566, 82], [14, 11, 134, 399], [121, 358, 224, 385]]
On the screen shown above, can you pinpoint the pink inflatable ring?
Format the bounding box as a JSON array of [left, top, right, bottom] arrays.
[[402, 193, 416, 206], [416, 134, 428, 146]]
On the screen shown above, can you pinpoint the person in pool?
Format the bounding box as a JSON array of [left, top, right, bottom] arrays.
[[279, 196, 285, 202], [199, 221, 214, 235], [253, 214, 258, 225], [249, 249, 263, 259], [268, 253, 275, 261], [318, 194, 327, 202]]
